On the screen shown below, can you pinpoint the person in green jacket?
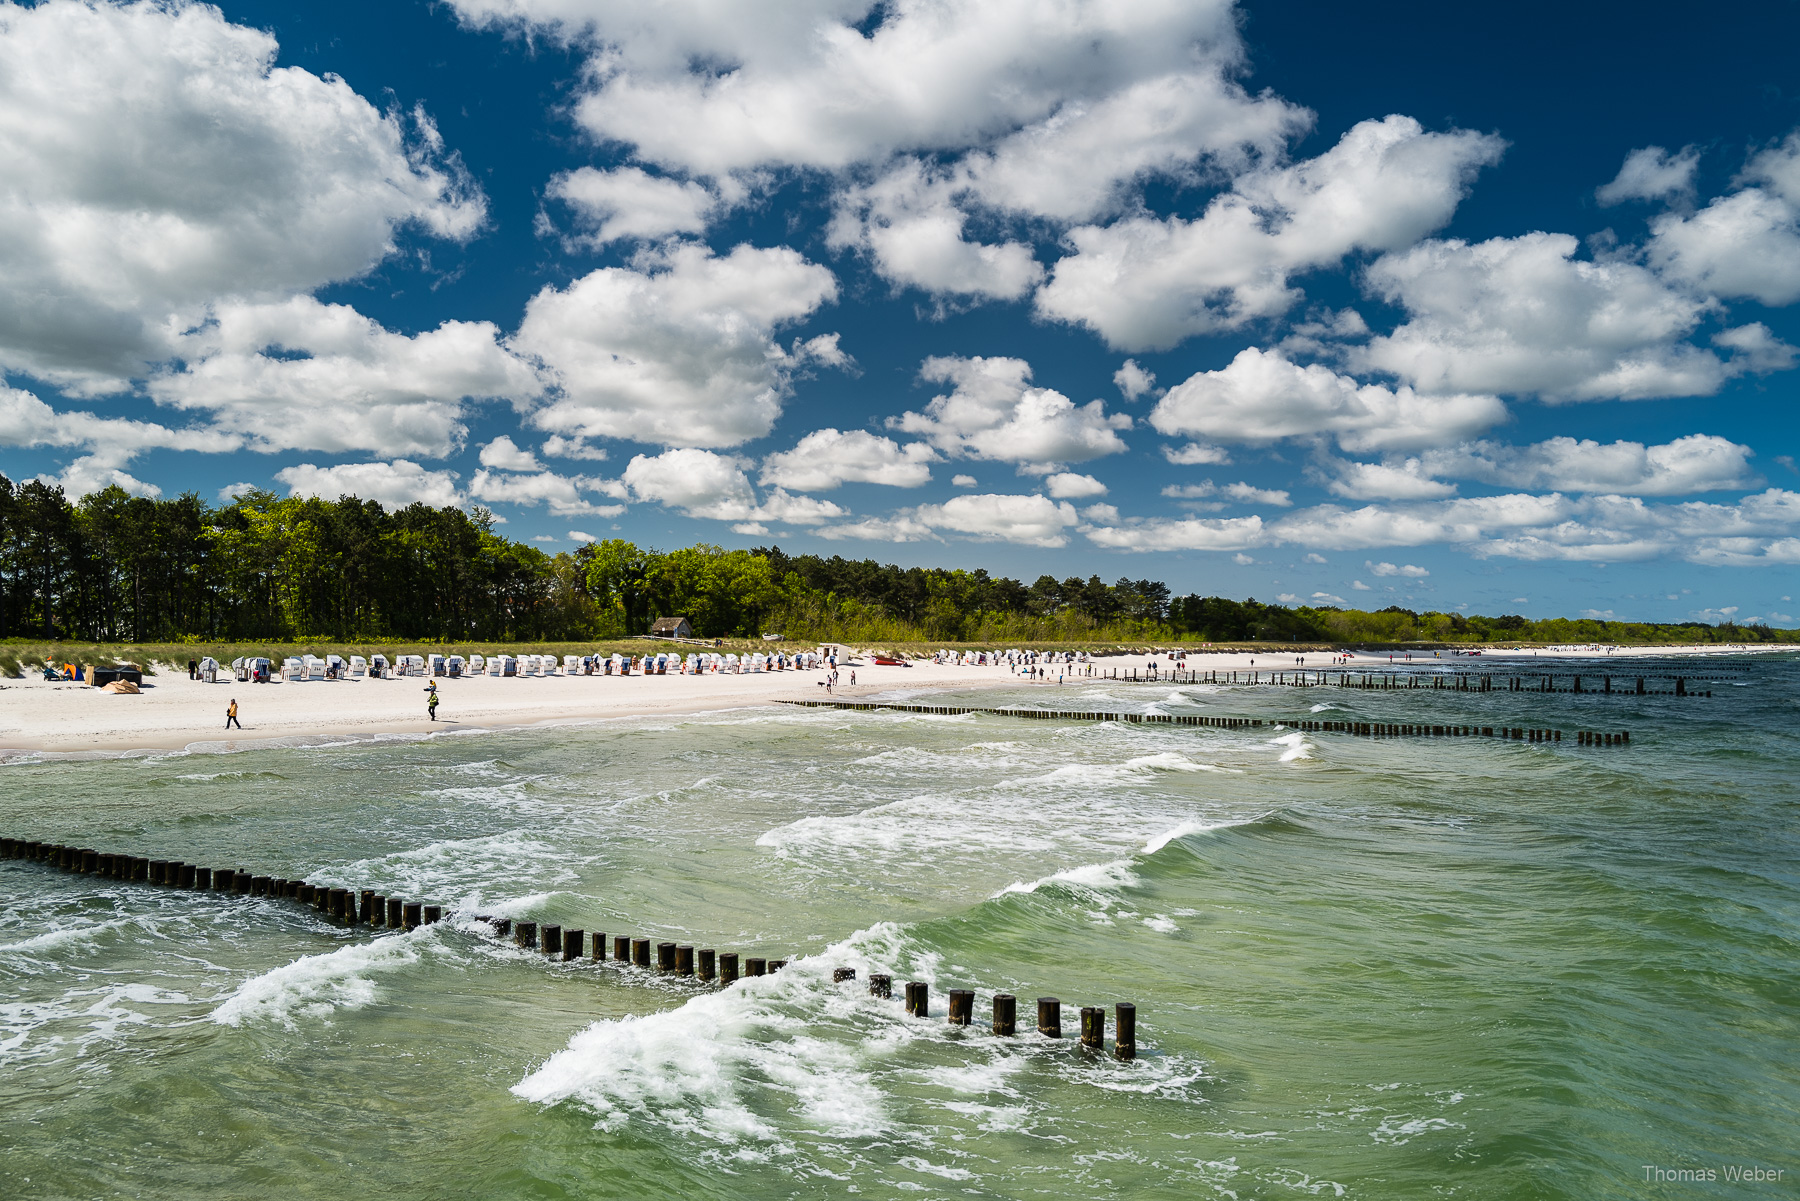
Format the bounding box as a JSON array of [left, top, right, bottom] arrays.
[[427, 690, 439, 721]]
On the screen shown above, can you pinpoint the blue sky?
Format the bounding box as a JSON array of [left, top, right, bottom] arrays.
[[2, 0, 1798, 624]]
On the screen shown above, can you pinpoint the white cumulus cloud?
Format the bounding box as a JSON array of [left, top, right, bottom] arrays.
[[1355, 232, 1729, 401], [892, 355, 1131, 470], [910, 492, 1079, 547], [760, 428, 938, 491], [547, 166, 714, 245], [0, 0, 482, 390], [1596, 145, 1699, 205], [149, 298, 539, 458], [622, 447, 844, 524], [1150, 347, 1506, 452], [513, 242, 839, 449], [1036, 116, 1504, 351], [1043, 472, 1108, 499], [276, 460, 465, 509]]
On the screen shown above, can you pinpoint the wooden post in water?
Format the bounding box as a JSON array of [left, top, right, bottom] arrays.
[[904, 981, 928, 1017], [1038, 997, 1062, 1038], [358, 889, 375, 922], [541, 923, 561, 953], [676, 945, 694, 975], [769, 959, 787, 972], [515, 920, 537, 947], [657, 941, 676, 971], [564, 929, 583, 961], [423, 905, 441, 924], [719, 952, 739, 985], [698, 949, 716, 980], [387, 897, 404, 927], [833, 967, 856, 983], [868, 972, 891, 998], [993, 993, 1016, 1035], [402, 902, 421, 930], [746, 957, 767, 976], [614, 935, 630, 962], [1080, 1006, 1104, 1049], [195, 867, 214, 891], [1114, 1003, 1136, 1060], [947, 989, 973, 1025], [369, 894, 386, 925], [632, 938, 651, 967]]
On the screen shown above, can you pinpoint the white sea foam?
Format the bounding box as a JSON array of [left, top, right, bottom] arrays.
[[514, 924, 923, 1141], [0, 919, 129, 954], [0, 981, 194, 1061], [757, 796, 1067, 859], [995, 858, 1139, 900], [1309, 702, 1342, 713], [1371, 1114, 1461, 1145], [1001, 752, 1230, 789], [209, 930, 430, 1030], [1141, 816, 1263, 853], [309, 831, 580, 903], [1270, 731, 1314, 762]]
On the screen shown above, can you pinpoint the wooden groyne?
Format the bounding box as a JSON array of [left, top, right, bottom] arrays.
[[1095, 669, 1710, 697], [0, 837, 1138, 1055], [785, 699, 1633, 745]]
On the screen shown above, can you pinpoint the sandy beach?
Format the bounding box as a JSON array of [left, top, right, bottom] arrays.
[[0, 643, 1772, 756]]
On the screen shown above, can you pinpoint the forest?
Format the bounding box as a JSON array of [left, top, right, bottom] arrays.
[[1, 476, 1792, 647]]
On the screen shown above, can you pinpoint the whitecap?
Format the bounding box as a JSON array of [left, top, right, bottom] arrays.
[[209, 929, 430, 1030], [1270, 731, 1314, 762], [994, 858, 1139, 900], [514, 925, 926, 1141]]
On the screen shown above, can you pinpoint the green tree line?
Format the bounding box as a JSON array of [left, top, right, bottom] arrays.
[[1, 475, 1791, 646]]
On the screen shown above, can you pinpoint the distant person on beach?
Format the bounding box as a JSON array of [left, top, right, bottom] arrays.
[[427, 691, 439, 721], [226, 699, 241, 730]]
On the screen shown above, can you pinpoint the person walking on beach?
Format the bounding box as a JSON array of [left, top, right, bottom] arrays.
[[427, 690, 439, 721], [226, 699, 241, 730]]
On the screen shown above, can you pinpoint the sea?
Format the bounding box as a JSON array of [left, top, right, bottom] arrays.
[[1, 654, 1795, 1199]]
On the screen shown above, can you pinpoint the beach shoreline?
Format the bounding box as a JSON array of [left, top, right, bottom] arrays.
[[0, 643, 1776, 757]]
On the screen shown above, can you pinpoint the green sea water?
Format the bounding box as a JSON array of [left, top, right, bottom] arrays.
[[2, 656, 1796, 1199]]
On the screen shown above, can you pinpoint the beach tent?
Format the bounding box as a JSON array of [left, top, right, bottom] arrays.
[[325, 654, 345, 679], [282, 657, 303, 680], [401, 654, 425, 676], [498, 655, 517, 677], [199, 657, 219, 683], [349, 656, 367, 678], [428, 654, 446, 676], [486, 656, 502, 676], [370, 654, 388, 679], [564, 655, 581, 675], [468, 654, 484, 674], [446, 656, 465, 678], [725, 653, 739, 672]]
